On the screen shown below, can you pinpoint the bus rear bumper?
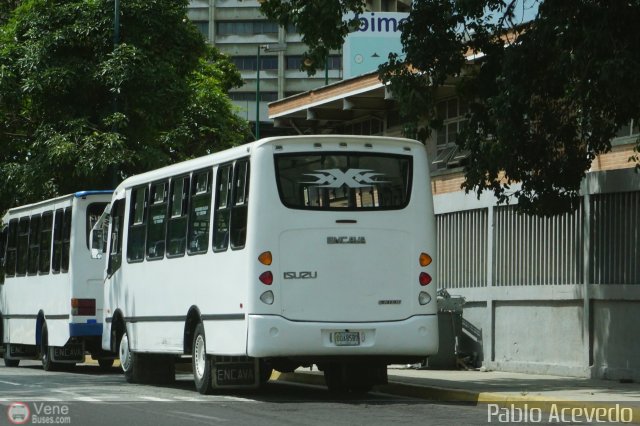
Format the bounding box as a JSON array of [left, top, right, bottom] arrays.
[[247, 314, 438, 358]]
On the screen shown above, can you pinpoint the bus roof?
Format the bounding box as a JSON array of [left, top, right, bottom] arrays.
[[3, 190, 114, 219], [112, 135, 421, 194]]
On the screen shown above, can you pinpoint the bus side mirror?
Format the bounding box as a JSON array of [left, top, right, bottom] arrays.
[[90, 228, 103, 260]]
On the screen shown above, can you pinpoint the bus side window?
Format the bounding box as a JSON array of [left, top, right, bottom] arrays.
[[127, 186, 148, 263], [0, 225, 6, 284], [39, 212, 53, 274], [61, 208, 72, 272], [167, 176, 189, 257], [108, 200, 125, 275], [5, 220, 18, 277], [213, 165, 232, 252], [146, 181, 168, 260], [27, 214, 41, 275], [52, 209, 63, 273], [187, 169, 212, 255], [16, 216, 30, 276], [230, 160, 250, 250]]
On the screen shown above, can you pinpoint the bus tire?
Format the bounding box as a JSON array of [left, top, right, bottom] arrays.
[[41, 323, 59, 372], [4, 357, 19, 367], [119, 329, 138, 383], [192, 323, 213, 394]]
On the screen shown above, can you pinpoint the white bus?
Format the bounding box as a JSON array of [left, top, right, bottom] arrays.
[[0, 191, 113, 370], [95, 135, 438, 393]]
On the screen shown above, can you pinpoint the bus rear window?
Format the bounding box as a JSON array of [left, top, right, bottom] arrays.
[[275, 153, 412, 210]]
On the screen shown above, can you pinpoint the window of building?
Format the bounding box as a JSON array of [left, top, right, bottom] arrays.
[[187, 170, 212, 255], [192, 21, 209, 40], [231, 56, 278, 71], [615, 119, 640, 139], [146, 181, 168, 260], [39, 212, 53, 274], [167, 175, 190, 258], [286, 55, 341, 70], [216, 20, 278, 36], [433, 98, 469, 169], [229, 92, 278, 102], [27, 215, 40, 275], [127, 186, 148, 263]]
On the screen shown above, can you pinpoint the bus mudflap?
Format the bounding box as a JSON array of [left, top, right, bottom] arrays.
[[5, 344, 38, 360], [211, 357, 260, 389], [51, 342, 85, 363]]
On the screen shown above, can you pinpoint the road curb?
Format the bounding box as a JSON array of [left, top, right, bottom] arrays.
[[272, 372, 640, 424]]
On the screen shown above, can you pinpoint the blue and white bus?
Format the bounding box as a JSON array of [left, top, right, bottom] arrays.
[[0, 191, 113, 370], [95, 135, 438, 393]]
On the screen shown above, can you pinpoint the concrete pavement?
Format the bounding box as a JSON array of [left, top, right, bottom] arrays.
[[272, 366, 640, 423]]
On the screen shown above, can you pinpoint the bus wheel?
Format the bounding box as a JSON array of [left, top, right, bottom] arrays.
[[98, 358, 114, 370], [192, 323, 213, 394], [119, 329, 138, 383], [4, 357, 19, 367], [41, 323, 59, 372]]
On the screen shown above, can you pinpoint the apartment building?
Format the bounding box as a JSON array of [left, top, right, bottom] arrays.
[[187, 0, 411, 138]]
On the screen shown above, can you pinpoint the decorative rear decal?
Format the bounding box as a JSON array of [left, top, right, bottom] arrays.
[[303, 169, 388, 188]]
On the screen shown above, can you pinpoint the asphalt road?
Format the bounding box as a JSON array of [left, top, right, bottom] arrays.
[[0, 361, 526, 426]]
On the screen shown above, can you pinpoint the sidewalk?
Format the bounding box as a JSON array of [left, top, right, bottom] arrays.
[[272, 366, 640, 423]]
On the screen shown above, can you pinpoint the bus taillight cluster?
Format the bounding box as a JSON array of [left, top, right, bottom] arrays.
[[71, 298, 96, 316], [418, 252, 433, 305], [258, 251, 274, 305]]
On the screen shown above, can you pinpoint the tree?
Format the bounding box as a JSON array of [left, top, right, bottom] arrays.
[[0, 0, 248, 214], [261, 0, 640, 215]]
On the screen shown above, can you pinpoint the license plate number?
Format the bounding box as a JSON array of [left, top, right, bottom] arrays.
[[333, 331, 360, 346], [215, 363, 256, 386], [54, 345, 83, 360]]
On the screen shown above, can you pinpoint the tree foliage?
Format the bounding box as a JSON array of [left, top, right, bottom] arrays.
[[0, 0, 248, 214], [261, 0, 640, 215]]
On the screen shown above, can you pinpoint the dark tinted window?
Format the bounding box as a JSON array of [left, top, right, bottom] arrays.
[[61, 208, 72, 272], [5, 220, 17, 277], [167, 176, 190, 257], [146, 182, 168, 260], [52, 210, 63, 273], [39, 212, 53, 274], [187, 170, 212, 255], [86, 203, 107, 249], [213, 165, 232, 252], [230, 160, 249, 249], [275, 153, 412, 210], [27, 215, 40, 275], [108, 200, 125, 275], [127, 186, 148, 262], [16, 217, 30, 275]]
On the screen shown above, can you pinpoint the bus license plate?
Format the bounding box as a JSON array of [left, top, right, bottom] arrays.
[[334, 332, 360, 346], [53, 344, 84, 361]]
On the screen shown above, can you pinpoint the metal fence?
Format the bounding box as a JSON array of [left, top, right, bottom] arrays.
[[436, 190, 639, 288], [590, 191, 640, 285]]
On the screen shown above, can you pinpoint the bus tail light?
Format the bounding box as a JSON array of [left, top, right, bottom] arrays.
[[259, 271, 273, 285], [419, 292, 432, 305], [71, 298, 96, 316], [258, 251, 272, 266], [260, 290, 274, 305], [419, 252, 432, 267], [419, 272, 432, 286]]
